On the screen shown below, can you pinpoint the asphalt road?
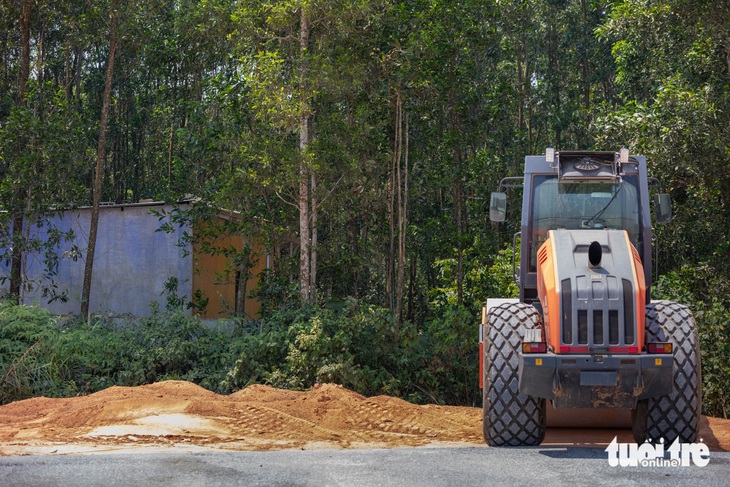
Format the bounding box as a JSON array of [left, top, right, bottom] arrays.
[[1, 446, 729, 487]]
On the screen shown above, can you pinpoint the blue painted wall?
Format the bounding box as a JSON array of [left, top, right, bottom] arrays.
[[1, 203, 193, 316]]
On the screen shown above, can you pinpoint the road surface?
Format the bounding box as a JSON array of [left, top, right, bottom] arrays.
[[1, 446, 729, 487]]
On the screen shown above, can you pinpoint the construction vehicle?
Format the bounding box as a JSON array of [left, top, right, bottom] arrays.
[[481, 148, 701, 446]]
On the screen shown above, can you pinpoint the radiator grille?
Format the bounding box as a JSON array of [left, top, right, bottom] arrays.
[[560, 278, 636, 350]]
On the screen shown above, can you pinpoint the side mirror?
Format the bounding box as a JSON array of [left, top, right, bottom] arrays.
[[490, 192, 507, 222], [653, 194, 672, 223]]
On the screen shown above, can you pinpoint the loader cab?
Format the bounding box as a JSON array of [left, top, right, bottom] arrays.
[[491, 150, 663, 304]]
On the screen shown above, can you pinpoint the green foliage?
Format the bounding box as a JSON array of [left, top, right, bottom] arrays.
[[430, 242, 519, 308], [0, 0, 728, 414], [594, 0, 730, 281], [0, 302, 69, 402], [695, 302, 730, 420], [228, 297, 481, 405], [420, 304, 480, 405], [0, 302, 247, 404], [654, 267, 730, 419], [592, 0, 730, 419], [0, 83, 90, 303]]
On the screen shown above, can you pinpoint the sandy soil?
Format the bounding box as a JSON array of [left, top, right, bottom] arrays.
[[0, 380, 727, 456]]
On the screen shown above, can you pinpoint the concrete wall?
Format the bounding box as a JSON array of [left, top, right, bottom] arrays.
[[2, 203, 193, 316]]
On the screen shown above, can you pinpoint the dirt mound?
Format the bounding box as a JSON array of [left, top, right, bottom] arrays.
[[0, 380, 728, 456]]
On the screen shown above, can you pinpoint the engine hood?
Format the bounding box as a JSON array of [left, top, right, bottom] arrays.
[[536, 229, 646, 353]]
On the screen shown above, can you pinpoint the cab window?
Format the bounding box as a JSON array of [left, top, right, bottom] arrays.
[[528, 175, 641, 272]]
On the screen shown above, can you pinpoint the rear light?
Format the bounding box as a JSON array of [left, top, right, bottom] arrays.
[[647, 342, 673, 354], [522, 342, 547, 353]]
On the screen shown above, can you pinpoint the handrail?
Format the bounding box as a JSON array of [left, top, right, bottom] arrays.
[[513, 232, 521, 286], [498, 176, 524, 192]]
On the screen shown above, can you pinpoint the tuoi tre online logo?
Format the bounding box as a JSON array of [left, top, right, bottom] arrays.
[[605, 436, 710, 467]]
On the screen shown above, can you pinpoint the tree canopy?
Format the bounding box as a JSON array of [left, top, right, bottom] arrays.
[[0, 0, 728, 415], [0, 0, 727, 324]]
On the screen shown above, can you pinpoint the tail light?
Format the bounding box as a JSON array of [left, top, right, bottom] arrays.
[[522, 342, 548, 353], [647, 342, 673, 354]]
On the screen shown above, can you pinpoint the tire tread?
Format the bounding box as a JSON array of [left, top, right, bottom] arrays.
[[483, 302, 546, 446]]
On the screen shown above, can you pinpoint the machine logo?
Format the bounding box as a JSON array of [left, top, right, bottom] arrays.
[[574, 158, 601, 171], [605, 436, 710, 467]]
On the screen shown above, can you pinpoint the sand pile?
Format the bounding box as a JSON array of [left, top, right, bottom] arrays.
[[0, 380, 727, 455]]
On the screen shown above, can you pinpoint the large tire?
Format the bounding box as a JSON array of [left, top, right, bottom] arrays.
[[483, 302, 546, 446], [632, 301, 702, 444]]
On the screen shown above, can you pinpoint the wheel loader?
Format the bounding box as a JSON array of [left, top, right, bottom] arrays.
[[480, 149, 701, 446]]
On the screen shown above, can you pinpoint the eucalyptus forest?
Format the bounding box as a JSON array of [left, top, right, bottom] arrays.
[[0, 1, 728, 415]]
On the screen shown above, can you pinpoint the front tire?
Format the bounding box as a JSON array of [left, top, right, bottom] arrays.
[[483, 303, 546, 446], [632, 301, 702, 444]]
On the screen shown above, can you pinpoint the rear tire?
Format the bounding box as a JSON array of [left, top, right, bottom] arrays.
[[632, 301, 701, 444], [483, 303, 546, 446]]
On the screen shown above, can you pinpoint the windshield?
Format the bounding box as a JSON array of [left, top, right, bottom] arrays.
[[528, 175, 641, 272]]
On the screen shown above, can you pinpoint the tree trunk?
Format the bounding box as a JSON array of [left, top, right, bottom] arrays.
[[394, 89, 402, 318], [9, 0, 32, 304], [65, 48, 72, 102], [726, 37, 730, 80], [580, 0, 590, 111], [168, 121, 174, 188], [0, 25, 7, 100], [516, 48, 524, 136], [407, 252, 416, 322], [235, 273, 247, 316], [725, 0, 730, 80], [19, 1, 30, 101], [9, 214, 23, 304], [455, 176, 463, 306], [81, 0, 119, 318], [36, 22, 45, 108], [448, 52, 464, 306], [547, 2, 561, 147], [235, 250, 250, 317], [74, 47, 83, 108], [388, 87, 404, 314], [298, 7, 311, 305], [385, 87, 410, 320], [309, 172, 317, 299], [299, 143, 310, 304], [387, 126, 395, 310], [396, 109, 408, 321]]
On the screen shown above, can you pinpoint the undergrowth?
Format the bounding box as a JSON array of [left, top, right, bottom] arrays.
[[0, 302, 246, 403], [0, 298, 480, 407], [1, 278, 727, 419]]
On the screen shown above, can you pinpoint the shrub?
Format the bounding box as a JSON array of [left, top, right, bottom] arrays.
[[654, 266, 730, 418], [0, 302, 73, 402], [227, 297, 480, 405], [0, 302, 248, 403]]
